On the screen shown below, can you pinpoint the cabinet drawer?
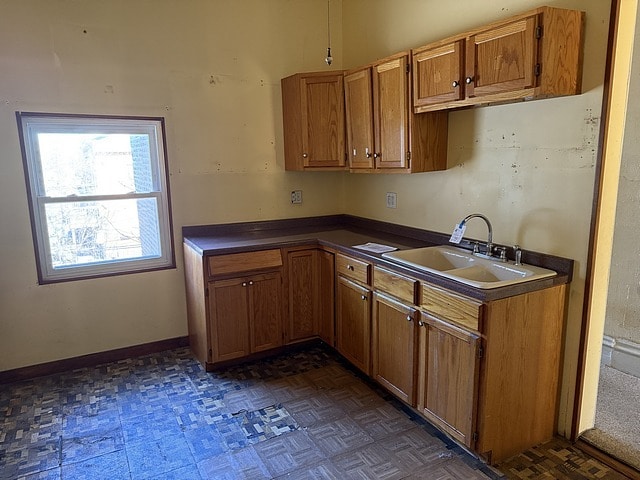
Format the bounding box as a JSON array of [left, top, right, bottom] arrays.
[[207, 249, 283, 277], [421, 283, 482, 331], [336, 253, 370, 285], [374, 266, 417, 304]]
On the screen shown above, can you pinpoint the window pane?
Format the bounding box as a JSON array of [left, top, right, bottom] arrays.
[[38, 133, 155, 197], [44, 198, 161, 269]]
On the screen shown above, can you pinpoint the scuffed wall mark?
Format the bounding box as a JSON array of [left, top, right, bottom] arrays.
[[104, 85, 114, 94], [582, 108, 600, 151]]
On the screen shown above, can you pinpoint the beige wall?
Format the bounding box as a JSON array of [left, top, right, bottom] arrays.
[[340, 0, 611, 436], [0, 0, 345, 370]]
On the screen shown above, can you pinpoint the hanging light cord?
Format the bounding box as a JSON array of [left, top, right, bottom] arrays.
[[325, 0, 333, 65]]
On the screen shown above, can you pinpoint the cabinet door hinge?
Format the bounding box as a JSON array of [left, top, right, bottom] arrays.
[[205, 287, 210, 297], [534, 63, 541, 77], [535, 25, 543, 39], [472, 432, 479, 442], [406, 63, 410, 74], [477, 344, 484, 359], [208, 348, 212, 357]]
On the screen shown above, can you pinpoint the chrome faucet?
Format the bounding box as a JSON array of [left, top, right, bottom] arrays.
[[455, 213, 494, 258]]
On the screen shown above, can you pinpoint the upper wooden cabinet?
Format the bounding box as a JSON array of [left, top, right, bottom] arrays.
[[412, 6, 585, 113], [345, 53, 449, 173], [281, 71, 346, 171]]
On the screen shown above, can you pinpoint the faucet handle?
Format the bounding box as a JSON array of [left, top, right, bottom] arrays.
[[498, 247, 507, 261], [513, 245, 522, 265]]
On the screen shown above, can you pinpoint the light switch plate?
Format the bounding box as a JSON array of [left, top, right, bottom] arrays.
[[386, 192, 397, 209]]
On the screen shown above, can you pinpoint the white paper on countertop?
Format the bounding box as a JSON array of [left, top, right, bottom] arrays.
[[352, 242, 398, 254]]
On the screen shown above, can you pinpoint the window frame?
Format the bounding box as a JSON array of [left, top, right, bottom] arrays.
[[17, 112, 176, 284]]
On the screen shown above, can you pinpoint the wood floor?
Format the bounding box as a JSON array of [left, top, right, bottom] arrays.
[[0, 345, 632, 479]]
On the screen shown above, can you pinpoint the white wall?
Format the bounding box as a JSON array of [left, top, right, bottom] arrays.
[[0, 0, 345, 371], [340, 0, 611, 436]]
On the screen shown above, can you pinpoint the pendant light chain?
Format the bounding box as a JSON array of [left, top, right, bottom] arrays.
[[325, 0, 333, 65]]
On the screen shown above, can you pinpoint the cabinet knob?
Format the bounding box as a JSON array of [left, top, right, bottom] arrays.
[[373, 153, 381, 159], [465, 76, 473, 85], [418, 320, 425, 327], [242, 282, 247, 287], [452, 80, 460, 88], [346, 265, 354, 271], [302, 153, 308, 158], [365, 147, 372, 158], [361, 295, 367, 301], [353, 148, 357, 157], [249, 281, 254, 285], [406, 315, 412, 322]]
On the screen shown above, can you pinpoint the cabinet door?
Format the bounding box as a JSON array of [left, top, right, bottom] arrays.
[[249, 272, 283, 353], [372, 293, 418, 405], [418, 312, 480, 448], [465, 15, 539, 99], [373, 55, 410, 169], [300, 74, 346, 168], [344, 69, 375, 169], [286, 249, 319, 342], [208, 278, 250, 362], [318, 250, 335, 346], [413, 40, 465, 108], [336, 276, 371, 374]]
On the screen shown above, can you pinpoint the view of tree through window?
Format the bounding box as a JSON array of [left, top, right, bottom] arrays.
[[18, 114, 174, 283]]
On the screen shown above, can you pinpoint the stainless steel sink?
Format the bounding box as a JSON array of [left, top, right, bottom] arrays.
[[382, 245, 556, 289]]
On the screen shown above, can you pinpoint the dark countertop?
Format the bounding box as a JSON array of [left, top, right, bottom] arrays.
[[183, 215, 574, 302]]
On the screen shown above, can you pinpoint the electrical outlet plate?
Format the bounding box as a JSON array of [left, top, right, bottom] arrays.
[[386, 192, 397, 209], [291, 190, 303, 204]]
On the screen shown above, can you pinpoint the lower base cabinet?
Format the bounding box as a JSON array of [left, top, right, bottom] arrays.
[[372, 292, 418, 406], [417, 312, 480, 448], [285, 248, 336, 345], [336, 276, 371, 374], [209, 272, 283, 363], [185, 240, 569, 465]]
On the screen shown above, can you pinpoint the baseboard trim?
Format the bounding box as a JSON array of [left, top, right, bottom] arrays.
[[601, 335, 640, 377], [0, 336, 190, 384]]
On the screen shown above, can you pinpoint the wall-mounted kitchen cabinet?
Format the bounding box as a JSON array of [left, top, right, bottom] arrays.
[[344, 53, 449, 173], [281, 71, 346, 171], [412, 6, 584, 113]]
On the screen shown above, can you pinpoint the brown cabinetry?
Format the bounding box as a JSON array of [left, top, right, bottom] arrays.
[[417, 311, 480, 448], [209, 272, 283, 362], [344, 53, 448, 173], [336, 276, 371, 374], [281, 71, 346, 171], [416, 279, 567, 463], [413, 6, 584, 113], [285, 247, 335, 345], [183, 245, 284, 368], [185, 232, 569, 464], [372, 292, 418, 406], [335, 253, 372, 374]]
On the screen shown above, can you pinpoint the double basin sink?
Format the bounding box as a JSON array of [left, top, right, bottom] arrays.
[[381, 245, 556, 289]]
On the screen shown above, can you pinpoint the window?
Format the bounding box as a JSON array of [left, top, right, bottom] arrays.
[[17, 113, 175, 283]]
